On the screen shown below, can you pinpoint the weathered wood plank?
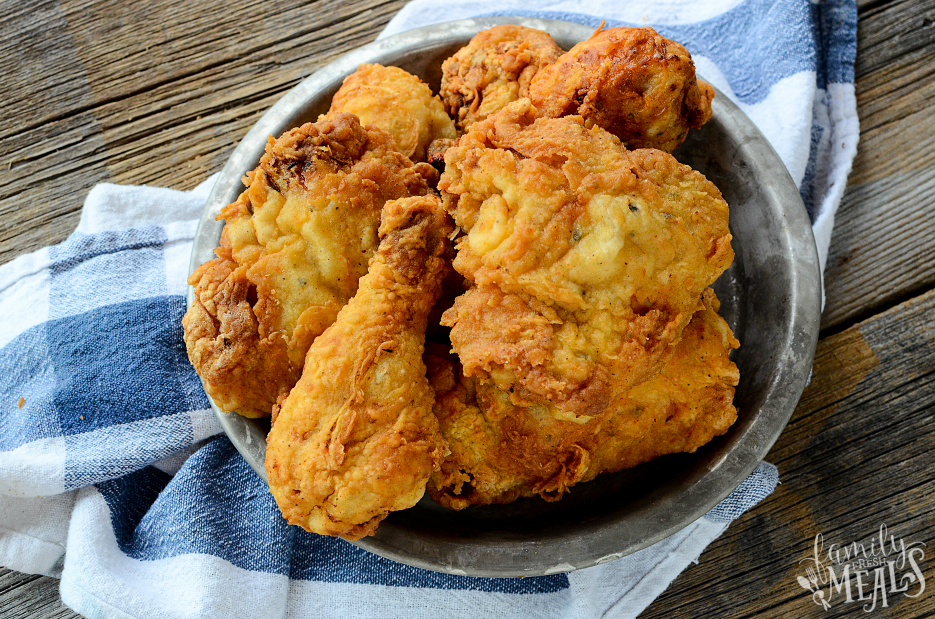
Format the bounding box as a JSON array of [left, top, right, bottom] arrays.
[[821, 0, 935, 330], [0, 0, 930, 344], [0, 0, 112, 264], [6, 247, 933, 619], [0, 569, 41, 597], [641, 287, 935, 619], [0, 570, 76, 619], [856, 0, 899, 14], [0, 0, 410, 265], [1, 0, 934, 617]]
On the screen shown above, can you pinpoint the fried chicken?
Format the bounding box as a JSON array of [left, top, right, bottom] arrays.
[[438, 100, 733, 416], [183, 114, 437, 417], [528, 26, 714, 152], [428, 291, 739, 509], [265, 196, 453, 539], [440, 25, 563, 132], [328, 63, 456, 162]]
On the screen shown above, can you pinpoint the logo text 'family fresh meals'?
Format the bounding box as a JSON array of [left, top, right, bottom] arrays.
[[797, 524, 925, 612]]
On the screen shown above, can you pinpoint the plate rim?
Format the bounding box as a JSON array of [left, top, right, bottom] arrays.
[[186, 15, 822, 577]]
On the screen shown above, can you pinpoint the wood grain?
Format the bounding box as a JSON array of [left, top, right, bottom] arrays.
[[0, 0, 411, 265], [0, 569, 74, 619], [1, 0, 934, 617], [642, 287, 935, 619], [0, 0, 929, 343], [821, 0, 935, 331]]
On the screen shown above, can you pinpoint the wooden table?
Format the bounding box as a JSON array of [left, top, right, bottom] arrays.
[[1, 0, 933, 617]]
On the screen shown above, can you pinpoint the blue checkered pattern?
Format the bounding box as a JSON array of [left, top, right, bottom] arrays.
[[0, 2, 856, 617]]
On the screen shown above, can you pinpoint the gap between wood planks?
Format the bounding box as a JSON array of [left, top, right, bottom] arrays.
[[0, 0, 403, 143], [859, 0, 917, 18], [818, 0, 935, 333], [641, 288, 935, 619], [820, 281, 935, 340], [3, 2, 926, 618], [0, 1, 411, 266], [0, 569, 75, 619]]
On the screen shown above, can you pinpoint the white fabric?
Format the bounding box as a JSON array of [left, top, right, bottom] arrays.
[[0, 0, 858, 615]]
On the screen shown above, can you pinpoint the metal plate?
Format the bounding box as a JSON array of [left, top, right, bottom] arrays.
[[187, 16, 821, 577]]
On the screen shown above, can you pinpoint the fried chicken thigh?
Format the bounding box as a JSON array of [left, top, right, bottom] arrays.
[[528, 26, 714, 152], [328, 63, 456, 162], [440, 25, 563, 132], [183, 114, 436, 417], [265, 196, 454, 539], [428, 291, 739, 509], [438, 100, 733, 416]]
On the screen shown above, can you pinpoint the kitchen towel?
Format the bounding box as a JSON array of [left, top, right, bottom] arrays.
[[0, 0, 857, 617]]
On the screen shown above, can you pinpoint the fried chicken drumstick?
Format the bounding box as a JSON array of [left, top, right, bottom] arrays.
[[265, 195, 454, 540], [183, 114, 437, 417]]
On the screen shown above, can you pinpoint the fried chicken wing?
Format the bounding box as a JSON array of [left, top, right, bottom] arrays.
[[183, 114, 437, 417], [428, 292, 739, 509], [528, 26, 714, 152], [265, 195, 454, 539], [440, 25, 563, 132], [438, 100, 733, 416], [328, 63, 456, 162]]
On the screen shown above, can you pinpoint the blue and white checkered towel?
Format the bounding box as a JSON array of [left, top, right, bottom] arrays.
[[0, 1, 856, 617]]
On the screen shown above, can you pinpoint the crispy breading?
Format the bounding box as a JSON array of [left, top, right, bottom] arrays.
[[528, 26, 714, 152], [438, 100, 733, 416], [440, 25, 563, 132], [183, 114, 437, 417], [428, 294, 740, 509], [265, 196, 453, 539], [328, 63, 456, 162]]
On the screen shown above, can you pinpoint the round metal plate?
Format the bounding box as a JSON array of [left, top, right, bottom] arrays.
[[187, 16, 821, 577]]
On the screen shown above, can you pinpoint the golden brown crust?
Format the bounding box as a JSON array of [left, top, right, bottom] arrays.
[[183, 251, 295, 417], [438, 99, 733, 416], [183, 114, 436, 417], [440, 25, 563, 132], [328, 63, 456, 162], [528, 26, 714, 152], [189, 30, 738, 521], [429, 298, 740, 509], [265, 196, 454, 539]]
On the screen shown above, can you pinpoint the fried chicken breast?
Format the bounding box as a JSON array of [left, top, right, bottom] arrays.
[[428, 292, 739, 509], [328, 63, 456, 162], [438, 100, 733, 416], [528, 26, 714, 152], [440, 25, 563, 132], [265, 196, 453, 539], [183, 114, 437, 417]]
